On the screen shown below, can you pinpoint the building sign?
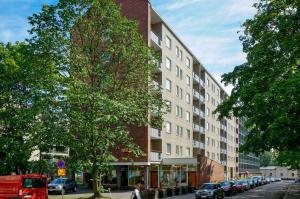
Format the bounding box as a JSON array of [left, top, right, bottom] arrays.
[[58, 168, 66, 176]]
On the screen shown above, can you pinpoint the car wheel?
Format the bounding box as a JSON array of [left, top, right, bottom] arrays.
[[221, 192, 225, 199], [73, 185, 77, 192]]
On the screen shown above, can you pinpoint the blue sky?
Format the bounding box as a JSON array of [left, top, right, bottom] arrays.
[[0, 0, 257, 92]]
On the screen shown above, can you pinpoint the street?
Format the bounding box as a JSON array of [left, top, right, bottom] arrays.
[[48, 181, 293, 199]]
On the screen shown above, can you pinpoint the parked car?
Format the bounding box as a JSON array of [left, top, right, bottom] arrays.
[[252, 176, 263, 186], [275, 178, 282, 182], [235, 181, 246, 193], [195, 183, 225, 199], [265, 177, 271, 184], [48, 178, 77, 195], [246, 178, 255, 188], [220, 181, 237, 196], [0, 174, 48, 199], [240, 180, 250, 190], [270, 177, 275, 182], [295, 178, 300, 183], [251, 177, 259, 187]]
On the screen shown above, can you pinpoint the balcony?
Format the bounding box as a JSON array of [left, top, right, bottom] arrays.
[[200, 79, 205, 88], [193, 72, 200, 83], [200, 126, 204, 133], [220, 137, 227, 142], [221, 161, 227, 166], [193, 89, 200, 99], [221, 124, 227, 131], [193, 123, 200, 132], [200, 142, 205, 149], [200, 110, 205, 118], [193, 106, 200, 116], [151, 80, 160, 91], [221, 149, 227, 154], [151, 151, 162, 162], [200, 95, 205, 103], [193, 140, 201, 148], [151, 31, 161, 49], [151, 128, 162, 139]]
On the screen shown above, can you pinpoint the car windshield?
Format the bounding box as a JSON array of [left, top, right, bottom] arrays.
[[220, 182, 229, 186], [51, 178, 66, 184], [23, 178, 46, 188], [200, 184, 217, 189]]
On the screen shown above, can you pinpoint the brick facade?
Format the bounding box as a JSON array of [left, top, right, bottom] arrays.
[[197, 155, 225, 187]]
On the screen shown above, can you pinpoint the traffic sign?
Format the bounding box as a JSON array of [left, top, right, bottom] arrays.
[[58, 168, 66, 176], [57, 160, 65, 169]]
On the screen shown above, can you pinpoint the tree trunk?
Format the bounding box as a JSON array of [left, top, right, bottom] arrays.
[[92, 165, 102, 198]]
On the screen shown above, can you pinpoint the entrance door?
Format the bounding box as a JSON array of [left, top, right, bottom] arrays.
[[151, 171, 158, 188], [121, 167, 128, 187], [188, 172, 196, 188]]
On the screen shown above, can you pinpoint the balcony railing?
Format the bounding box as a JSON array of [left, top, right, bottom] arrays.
[[193, 106, 200, 115], [193, 72, 200, 83], [193, 140, 201, 148], [200, 126, 204, 133], [151, 151, 162, 162], [200, 142, 205, 149], [193, 89, 200, 99], [221, 149, 227, 154], [221, 161, 227, 166], [151, 31, 161, 47], [151, 128, 161, 139], [200, 95, 205, 103], [221, 124, 227, 131], [193, 123, 200, 132], [220, 137, 227, 142], [200, 79, 205, 88], [200, 110, 205, 118]]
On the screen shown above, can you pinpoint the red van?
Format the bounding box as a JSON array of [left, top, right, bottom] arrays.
[[0, 174, 48, 199]]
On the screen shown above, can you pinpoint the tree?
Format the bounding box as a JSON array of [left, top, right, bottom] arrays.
[[0, 42, 67, 175], [215, 0, 300, 168], [28, 0, 164, 197]]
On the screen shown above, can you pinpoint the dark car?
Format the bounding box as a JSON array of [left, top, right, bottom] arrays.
[[48, 178, 77, 195], [195, 183, 225, 199], [235, 181, 246, 193], [239, 180, 250, 190], [220, 181, 237, 196], [251, 177, 259, 187], [246, 178, 255, 188], [252, 176, 263, 186]]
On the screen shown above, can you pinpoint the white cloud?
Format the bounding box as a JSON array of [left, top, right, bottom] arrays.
[[223, 0, 257, 18], [211, 72, 234, 94]]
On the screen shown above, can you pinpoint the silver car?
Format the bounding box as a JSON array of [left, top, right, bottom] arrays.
[[48, 178, 77, 195]]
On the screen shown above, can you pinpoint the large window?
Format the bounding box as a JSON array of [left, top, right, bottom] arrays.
[[166, 57, 171, 70], [166, 79, 172, 91], [128, 166, 144, 186], [166, 122, 172, 133], [186, 57, 190, 68], [166, 36, 172, 49], [166, 143, 171, 154]]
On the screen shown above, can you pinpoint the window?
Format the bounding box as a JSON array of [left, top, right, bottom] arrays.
[[166, 122, 171, 133], [176, 85, 180, 96], [166, 100, 172, 113], [217, 89, 219, 96], [206, 122, 210, 131], [186, 129, 191, 139], [186, 93, 190, 104], [176, 145, 179, 155], [179, 50, 183, 60], [186, 57, 190, 68], [206, 78, 210, 87], [176, 105, 180, 116], [186, 75, 190, 86], [206, 151, 210, 158], [180, 88, 183, 99], [180, 126, 183, 137], [176, 66, 180, 77], [186, 111, 190, 122], [206, 93, 210, 102], [176, 46, 179, 57], [206, 107, 210, 116], [180, 107, 183, 118], [206, 137, 210, 145], [166, 57, 171, 70], [179, 69, 183, 80], [166, 36, 171, 49], [166, 143, 171, 154], [166, 79, 172, 91], [176, 125, 180, 136], [186, 147, 190, 157], [212, 125, 215, 133], [180, 146, 183, 156]]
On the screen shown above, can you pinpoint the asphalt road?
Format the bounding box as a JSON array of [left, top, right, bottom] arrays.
[[48, 181, 292, 199]]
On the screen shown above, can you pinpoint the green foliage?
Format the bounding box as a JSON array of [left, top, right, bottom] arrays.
[[215, 0, 300, 168]]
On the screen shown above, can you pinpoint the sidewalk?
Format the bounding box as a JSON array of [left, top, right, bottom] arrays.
[[284, 183, 300, 199]]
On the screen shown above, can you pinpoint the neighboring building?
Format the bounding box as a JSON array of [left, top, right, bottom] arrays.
[[260, 166, 299, 179], [102, 0, 240, 189], [238, 117, 260, 178]]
